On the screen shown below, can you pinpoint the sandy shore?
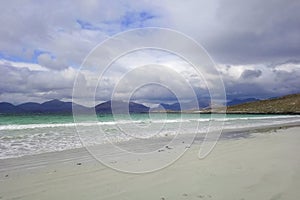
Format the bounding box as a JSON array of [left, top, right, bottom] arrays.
[[1, 124, 300, 200]]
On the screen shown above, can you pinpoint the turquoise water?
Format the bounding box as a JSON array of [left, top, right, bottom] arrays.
[[0, 113, 282, 125], [0, 113, 299, 159]]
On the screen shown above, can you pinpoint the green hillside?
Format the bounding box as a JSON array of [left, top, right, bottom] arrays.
[[226, 93, 300, 114]]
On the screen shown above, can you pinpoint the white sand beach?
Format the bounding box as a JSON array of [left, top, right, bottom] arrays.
[[0, 124, 300, 200]]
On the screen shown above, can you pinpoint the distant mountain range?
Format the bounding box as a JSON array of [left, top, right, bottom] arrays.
[[154, 97, 259, 112], [0, 99, 149, 114], [226, 98, 260, 106], [1, 93, 299, 114], [95, 101, 149, 113], [154, 97, 212, 112], [157, 93, 300, 114], [0, 98, 211, 114]]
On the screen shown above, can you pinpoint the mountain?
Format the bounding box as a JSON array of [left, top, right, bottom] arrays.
[[0, 100, 89, 114], [225, 93, 300, 114], [159, 103, 181, 111], [40, 99, 73, 113], [95, 101, 150, 113], [197, 97, 211, 109], [17, 102, 43, 112], [40, 99, 90, 113], [154, 98, 211, 112], [0, 102, 23, 114], [226, 98, 260, 106], [2, 93, 299, 114]]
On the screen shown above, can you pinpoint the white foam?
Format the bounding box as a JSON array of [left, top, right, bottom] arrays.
[[0, 115, 299, 159], [0, 115, 299, 131]]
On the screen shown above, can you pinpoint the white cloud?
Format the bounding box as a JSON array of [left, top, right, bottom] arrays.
[[0, 59, 48, 71], [0, 0, 165, 70], [1, 0, 300, 104]]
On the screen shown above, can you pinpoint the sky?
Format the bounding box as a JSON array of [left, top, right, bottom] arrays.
[[1, 0, 300, 105]]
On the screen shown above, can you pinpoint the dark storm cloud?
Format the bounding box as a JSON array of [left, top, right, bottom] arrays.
[[222, 62, 300, 100], [225, 83, 270, 99], [204, 0, 300, 64], [240, 69, 262, 79]]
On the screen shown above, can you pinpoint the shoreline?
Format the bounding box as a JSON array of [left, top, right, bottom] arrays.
[[1, 122, 300, 199], [151, 111, 300, 115], [1, 121, 299, 163]]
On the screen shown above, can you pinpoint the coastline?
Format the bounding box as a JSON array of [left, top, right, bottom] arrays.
[[151, 110, 300, 115], [1, 122, 300, 199]]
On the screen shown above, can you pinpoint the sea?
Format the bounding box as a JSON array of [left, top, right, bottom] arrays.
[[0, 113, 300, 159]]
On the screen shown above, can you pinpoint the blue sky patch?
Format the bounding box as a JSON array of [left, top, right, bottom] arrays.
[[0, 52, 32, 63], [76, 19, 101, 31], [121, 11, 156, 29]]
